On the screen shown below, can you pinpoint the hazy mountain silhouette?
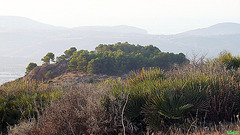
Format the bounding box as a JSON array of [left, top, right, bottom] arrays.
[[0, 16, 239, 72], [74, 25, 148, 34], [178, 22, 240, 36], [0, 16, 66, 31]]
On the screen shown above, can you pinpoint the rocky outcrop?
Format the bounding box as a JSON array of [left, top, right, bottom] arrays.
[[24, 63, 69, 82], [19, 62, 123, 85]]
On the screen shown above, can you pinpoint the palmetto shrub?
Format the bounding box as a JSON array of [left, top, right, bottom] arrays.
[[7, 52, 240, 134], [143, 90, 195, 131], [106, 64, 240, 132]]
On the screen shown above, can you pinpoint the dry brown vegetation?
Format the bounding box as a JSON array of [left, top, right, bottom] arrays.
[[8, 84, 132, 135], [4, 51, 240, 135]]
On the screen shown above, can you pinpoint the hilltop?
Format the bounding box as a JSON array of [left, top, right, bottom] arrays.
[[1, 42, 188, 86], [0, 16, 239, 60], [2, 50, 240, 134], [1, 16, 240, 84], [177, 22, 240, 36], [22, 62, 118, 85]]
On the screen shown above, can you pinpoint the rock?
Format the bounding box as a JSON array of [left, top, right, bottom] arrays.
[[24, 63, 69, 82]]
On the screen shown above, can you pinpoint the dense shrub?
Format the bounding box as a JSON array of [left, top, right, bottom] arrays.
[[8, 64, 240, 134], [105, 63, 240, 133], [0, 80, 62, 134], [207, 50, 240, 71], [7, 51, 240, 134], [9, 84, 135, 135]]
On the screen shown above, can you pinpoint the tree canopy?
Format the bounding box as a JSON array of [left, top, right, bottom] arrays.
[[25, 62, 37, 75], [41, 52, 55, 64], [56, 47, 77, 63], [68, 42, 189, 75]]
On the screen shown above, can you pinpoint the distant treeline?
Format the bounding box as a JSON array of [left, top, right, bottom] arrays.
[[57, 42, 189, 75]]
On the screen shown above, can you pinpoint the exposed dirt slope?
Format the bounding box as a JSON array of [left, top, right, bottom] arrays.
[[50, 71, 119, 85], [22, 63, 120, 85], [24, 63, 69, 82]]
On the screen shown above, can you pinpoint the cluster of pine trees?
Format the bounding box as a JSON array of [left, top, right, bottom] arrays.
[[67, 42, 189, 75]]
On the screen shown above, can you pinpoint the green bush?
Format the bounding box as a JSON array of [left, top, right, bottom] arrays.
[[105, 64, 240, 132], [0, 80, 62, 134], [208, 50, 240, 71]]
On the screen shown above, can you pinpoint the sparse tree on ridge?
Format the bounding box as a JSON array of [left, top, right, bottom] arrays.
[[56, 47, 77, 63], [41, 52, 55, 64], [25, 62, 37, 75], [64, 47, 77, 58]]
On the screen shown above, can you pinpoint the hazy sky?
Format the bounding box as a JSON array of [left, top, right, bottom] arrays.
[[0, 0, 239, 34]]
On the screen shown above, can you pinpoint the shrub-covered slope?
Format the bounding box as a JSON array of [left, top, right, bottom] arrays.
[[6, 51, 240, 135]]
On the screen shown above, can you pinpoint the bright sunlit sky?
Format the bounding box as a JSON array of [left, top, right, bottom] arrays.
[[0, 0, 240, 34]]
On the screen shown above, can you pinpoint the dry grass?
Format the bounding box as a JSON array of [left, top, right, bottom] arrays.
[[7, 81, 240, 135], [8, 83, 131, 135], [153, 122, 240, 135], [7, 54, 240, 135]]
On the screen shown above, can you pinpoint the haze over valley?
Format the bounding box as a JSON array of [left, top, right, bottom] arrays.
[[2, 0, 240, 134], [0, 16, 240, 84]]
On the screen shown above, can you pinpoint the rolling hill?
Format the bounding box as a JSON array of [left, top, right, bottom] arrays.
[[0, 16, 240, 82]]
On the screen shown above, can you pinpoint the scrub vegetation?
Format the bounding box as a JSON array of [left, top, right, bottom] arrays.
[[1, 43, 240, 134]]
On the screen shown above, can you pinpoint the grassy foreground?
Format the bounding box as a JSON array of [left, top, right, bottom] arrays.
[[2, 53, 240, 134]]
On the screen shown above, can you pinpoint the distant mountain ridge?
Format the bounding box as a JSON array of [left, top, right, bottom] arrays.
[[0, 16, 65, 30], [0, 16, 239, 66], [178, 22, 240, 36], [1, 16, 239, 85], [74, 25, 148, 34], [0, 16, 147, 34]]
